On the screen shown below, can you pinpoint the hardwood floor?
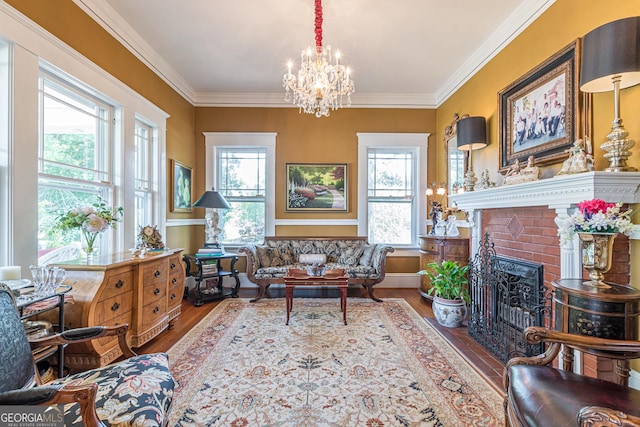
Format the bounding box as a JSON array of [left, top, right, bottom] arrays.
[[138, 287, 505, 393]]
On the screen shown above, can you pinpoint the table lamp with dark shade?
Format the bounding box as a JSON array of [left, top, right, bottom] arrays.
[[580, 16, 640, 172], [457, 116, 488, 192], [192, 188, 231, 249]]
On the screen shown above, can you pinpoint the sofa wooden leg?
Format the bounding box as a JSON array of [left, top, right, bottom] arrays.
[[250, 284, 270, 303], [365, 282, 383, 302]]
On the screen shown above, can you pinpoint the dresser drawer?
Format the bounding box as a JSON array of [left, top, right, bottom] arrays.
[[168, 255, 182, 276], [167, 278, 183, 311], [100, 270, 133, 300], [97, 311, 131, 347], [142, 260, 167, 286], [142, 301, 165, 328], [96, 291, 133, 324], [143, 282, 166, 306], [420, 240, 440, 253]]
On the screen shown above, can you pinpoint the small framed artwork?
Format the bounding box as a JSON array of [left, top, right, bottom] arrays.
[[171, 159, 192, 212], [498, 39, 582, 171], [286, 163, 348, 212]]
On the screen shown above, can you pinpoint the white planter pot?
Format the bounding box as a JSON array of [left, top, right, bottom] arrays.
[[432, 296, 467, 328]]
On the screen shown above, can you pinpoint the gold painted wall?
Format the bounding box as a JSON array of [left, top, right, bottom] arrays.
[[437, 0, 640, 179], [193, 107, 437, 221]]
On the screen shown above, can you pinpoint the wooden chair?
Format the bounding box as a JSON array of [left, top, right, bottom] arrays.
[[504, 326, 640, 426], [0, 284, 175, 426]]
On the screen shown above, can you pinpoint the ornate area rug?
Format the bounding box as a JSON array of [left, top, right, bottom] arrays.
[[167, 298, 503, 426]]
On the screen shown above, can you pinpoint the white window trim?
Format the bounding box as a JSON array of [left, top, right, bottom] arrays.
[[357, 132, 430, 247], [2, 3, 168, 265], [203, 132, 277, 242]]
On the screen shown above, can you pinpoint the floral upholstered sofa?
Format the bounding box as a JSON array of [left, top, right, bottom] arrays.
[[239, 236, 394, 302]]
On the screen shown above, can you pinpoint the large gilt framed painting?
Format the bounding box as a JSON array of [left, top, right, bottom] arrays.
[[499, 40, 582, 171], [286, 163, 348, 212]]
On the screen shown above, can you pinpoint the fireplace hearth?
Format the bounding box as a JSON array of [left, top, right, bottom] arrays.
[[468, 234, 552, 363]]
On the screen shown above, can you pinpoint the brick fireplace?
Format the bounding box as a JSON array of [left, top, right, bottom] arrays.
[[450, 171, 640, 381]]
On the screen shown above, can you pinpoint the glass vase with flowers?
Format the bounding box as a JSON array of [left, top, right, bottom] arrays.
[[56, 197, 123, 258], [558, 199, 638, 287]]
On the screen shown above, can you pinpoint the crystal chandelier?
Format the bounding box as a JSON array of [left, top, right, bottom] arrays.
[[283, 0, 354, 118]]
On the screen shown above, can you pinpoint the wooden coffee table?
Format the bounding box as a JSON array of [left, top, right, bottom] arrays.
[[284, 268, 349, 325]]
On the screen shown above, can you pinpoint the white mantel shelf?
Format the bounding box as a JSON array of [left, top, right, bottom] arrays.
[[449, 172, 640, 211]]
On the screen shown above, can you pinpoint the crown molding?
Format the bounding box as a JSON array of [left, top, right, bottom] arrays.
[[74, 0, 554, 109], [193, 92, 437, 109], [73, 0, 197, 103], [435, 0, 556, 105]]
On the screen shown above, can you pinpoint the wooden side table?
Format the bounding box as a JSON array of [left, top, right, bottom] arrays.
[[183, 253, 240, 306], [418, 235, 469, 299], [284, 269, 349, 325], [551, 278, 640, 385]]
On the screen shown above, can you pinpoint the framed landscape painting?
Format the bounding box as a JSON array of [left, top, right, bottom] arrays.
[[498, 40, 581, 171], [171, 159, 192, 212], [286, 163, 348, 212]]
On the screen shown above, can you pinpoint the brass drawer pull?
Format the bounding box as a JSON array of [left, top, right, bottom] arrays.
[[153, 306, 159, 314], [111, 302, 120, 311], [154, 270, 161, 277], [115, 280, 124, 288], [154, 288, 160, 295]]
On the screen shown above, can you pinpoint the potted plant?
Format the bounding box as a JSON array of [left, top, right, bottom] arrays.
[[419, 260, 470, 327]]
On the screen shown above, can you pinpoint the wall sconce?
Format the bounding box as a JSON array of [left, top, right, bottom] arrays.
[[426, 182, 447, 234], [580, 16, 640, 172], [457, 116, 488, 191]]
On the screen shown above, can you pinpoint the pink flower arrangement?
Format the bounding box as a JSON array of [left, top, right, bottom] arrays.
[[558, 198, 638, 243], [56, 197, 123, 253]]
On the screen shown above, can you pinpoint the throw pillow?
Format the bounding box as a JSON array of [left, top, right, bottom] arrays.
[[298, 254, 327, 265], [338, 247, 364, 267], [359, 245, 376, 266], [256, 246, 273, 267]]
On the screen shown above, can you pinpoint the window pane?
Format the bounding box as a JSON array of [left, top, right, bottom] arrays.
[[40, 77, 109, 182], [218, 149, 266, 197], [218, 148, 267, 245], [368, 151, 413, 197], [220, 200, 265, 244], [38, 181, 105, 250], [368, 201, 413, 245], [38, 72, 114, 254]]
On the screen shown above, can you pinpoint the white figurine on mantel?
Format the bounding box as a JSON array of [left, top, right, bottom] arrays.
[[557, 139, 594, 175], [502, 156, 541, 185], [475, 169, 496, 190]]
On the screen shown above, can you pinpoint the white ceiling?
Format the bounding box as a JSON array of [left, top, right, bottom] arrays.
[[74, 0, 555, 108]]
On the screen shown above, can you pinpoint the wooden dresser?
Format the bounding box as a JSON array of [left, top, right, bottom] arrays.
[[418, 235, 469, 298], [52, 249, 185, 370]]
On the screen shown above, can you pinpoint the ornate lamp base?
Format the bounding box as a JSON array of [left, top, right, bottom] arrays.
[[601, 119, 636, 172], [462, 168, 477, 192]]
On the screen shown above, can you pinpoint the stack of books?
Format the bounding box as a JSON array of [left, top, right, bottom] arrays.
[[201, 262, 218, 275], [196, 246, 224, 257]]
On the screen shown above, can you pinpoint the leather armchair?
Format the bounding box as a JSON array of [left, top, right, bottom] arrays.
[[0, 284, 175, 426], [504, 326, 640, 427]]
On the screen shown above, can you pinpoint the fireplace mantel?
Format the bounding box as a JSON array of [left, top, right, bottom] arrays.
[[449, 172, 640, 211]]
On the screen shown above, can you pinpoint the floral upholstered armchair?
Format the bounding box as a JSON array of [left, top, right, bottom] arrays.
[[0, 284, 175, 426]]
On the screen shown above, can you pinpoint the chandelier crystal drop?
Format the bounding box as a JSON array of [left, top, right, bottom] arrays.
[[283, 0, 354, 118]]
